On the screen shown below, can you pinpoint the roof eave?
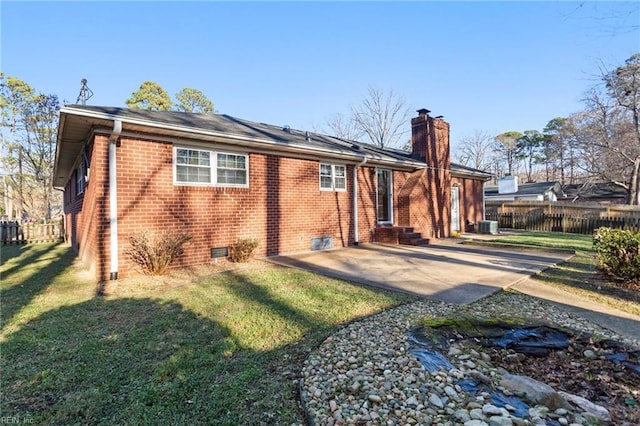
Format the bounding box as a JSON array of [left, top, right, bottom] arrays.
[[54, 107, 426, 187], [451, 170, 492, 181]]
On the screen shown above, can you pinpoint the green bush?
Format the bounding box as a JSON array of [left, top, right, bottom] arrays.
[[228, 238, 259, 263], [125, 230, 192, 275], [593, 227, 640, 281]]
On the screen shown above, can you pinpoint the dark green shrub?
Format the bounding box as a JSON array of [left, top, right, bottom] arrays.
[[593, 227, 640, 281], [228, 238, 259, 263], [125, 230, 192, 275]]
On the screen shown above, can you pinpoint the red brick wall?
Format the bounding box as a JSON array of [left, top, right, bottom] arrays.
[[62, 126, 486, 281], [66, 134, 387, 280], [452, 176, 485, 232], [63, 135, 108, 278], [409, 112, 452, 237]]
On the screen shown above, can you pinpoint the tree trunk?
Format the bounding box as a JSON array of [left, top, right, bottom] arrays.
[[628, 157, 640, 205]]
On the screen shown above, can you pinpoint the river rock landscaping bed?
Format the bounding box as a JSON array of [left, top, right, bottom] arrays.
[[300, 291, 640, 425]]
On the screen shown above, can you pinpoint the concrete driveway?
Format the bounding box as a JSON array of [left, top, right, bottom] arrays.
[[269, 242, 573, 304]]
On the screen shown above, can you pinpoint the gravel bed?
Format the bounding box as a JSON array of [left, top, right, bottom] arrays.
[[300, 291, 639, 426]]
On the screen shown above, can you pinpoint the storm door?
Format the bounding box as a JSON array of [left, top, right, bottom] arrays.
[[451, 186, 461, 232], [376, 169, 393, 224]]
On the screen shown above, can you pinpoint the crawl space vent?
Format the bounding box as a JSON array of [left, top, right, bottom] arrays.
[[210, 247, 229, 258], [311, 236, 333, 251]]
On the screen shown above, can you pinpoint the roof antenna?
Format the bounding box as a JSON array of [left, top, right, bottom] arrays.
[[76, 78, 94, 105]]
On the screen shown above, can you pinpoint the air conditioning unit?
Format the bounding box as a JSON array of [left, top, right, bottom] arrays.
[[477, 220, 498, 235]]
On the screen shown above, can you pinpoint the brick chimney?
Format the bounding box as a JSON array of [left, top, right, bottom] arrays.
[[409, 108, 452, 238], [411, 108, 451, 171]]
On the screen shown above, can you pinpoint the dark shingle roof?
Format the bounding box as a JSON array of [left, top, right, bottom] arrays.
[[55, 105, 491, 187], [61, 104, 420, 162], [562, 183, 628, 200]]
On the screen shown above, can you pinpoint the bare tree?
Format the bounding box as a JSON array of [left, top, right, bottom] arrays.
[[573, 54, 640, 204], [453, 130, 494, 171], [351, 86, 412, 148], [324, 112, 364, 141]]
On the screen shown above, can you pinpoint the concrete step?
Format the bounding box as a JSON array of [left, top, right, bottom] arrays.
[[400, 237, 431, 246]]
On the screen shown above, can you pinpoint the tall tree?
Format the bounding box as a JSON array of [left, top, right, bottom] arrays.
[[125, 81, 172, 111], [494, 131, 523, 176], [351, 86, 412, 148], [543, 117, 581, 184], [174, 88, 214, 113], [516, 130, 545, 182], [0, 74, 60, 219]]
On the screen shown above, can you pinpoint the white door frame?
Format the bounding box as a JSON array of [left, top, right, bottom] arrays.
[[451, 186, 460, 232]]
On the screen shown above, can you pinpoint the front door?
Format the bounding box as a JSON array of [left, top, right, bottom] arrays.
[[377, 169, 393, 224], [451, 186, 460, 232]]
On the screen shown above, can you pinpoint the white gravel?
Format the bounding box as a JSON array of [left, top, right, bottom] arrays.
[[300, 291, 639, 426]]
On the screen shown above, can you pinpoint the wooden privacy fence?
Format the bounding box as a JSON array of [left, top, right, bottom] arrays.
[[1, 220, 64, 244], [485, 201, 640, 235], [485, 211, 640, 234]]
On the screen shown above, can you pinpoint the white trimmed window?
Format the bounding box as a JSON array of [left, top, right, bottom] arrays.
[[75, 152, 89, 195], [320, 163, 346, 191], [174, 147, 248, 187], [75, 165, 84, 195]]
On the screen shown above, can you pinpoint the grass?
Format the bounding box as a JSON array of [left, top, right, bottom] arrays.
[[489, 231, 640, 316], [1, 243, 412, 425], [489, 231, 595, 253]]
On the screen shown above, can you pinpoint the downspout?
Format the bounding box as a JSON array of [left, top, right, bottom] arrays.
[[353, 157, 367, 246], [109, 120, 122, 280]]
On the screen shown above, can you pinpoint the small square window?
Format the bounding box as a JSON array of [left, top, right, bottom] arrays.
[[320, 163, 347, 191]]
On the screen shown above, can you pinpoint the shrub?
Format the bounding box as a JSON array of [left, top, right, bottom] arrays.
[[125, 230, 192, 275], [593, 227, 640, 281], [228, 238, 259, 263]]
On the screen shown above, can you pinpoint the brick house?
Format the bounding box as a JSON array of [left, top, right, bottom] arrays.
[[53, 106, 491, 281]]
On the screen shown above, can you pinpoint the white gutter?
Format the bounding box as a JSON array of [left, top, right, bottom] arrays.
[[109, 120, 122, 280], [353, 157, 367, 245]]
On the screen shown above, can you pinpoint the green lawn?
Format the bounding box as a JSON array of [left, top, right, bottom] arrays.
[[490, 231, 594, 252], [1, 243, 412, 425], [489, 231, 640, 316]]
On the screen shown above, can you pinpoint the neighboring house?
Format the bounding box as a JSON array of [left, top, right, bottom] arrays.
[[54, 106, 491, 281], [561, 182, 628, 205], [485, 177, 564, 202]]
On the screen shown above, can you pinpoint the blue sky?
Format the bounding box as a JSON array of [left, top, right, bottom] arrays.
[[2, 1, 638, 150]]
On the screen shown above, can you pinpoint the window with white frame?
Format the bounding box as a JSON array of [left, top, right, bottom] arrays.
[[174, 147, 248, 187], [320, 163, 346, 191], [75, 152, 89, 195], [75, 165, 84, 195]]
